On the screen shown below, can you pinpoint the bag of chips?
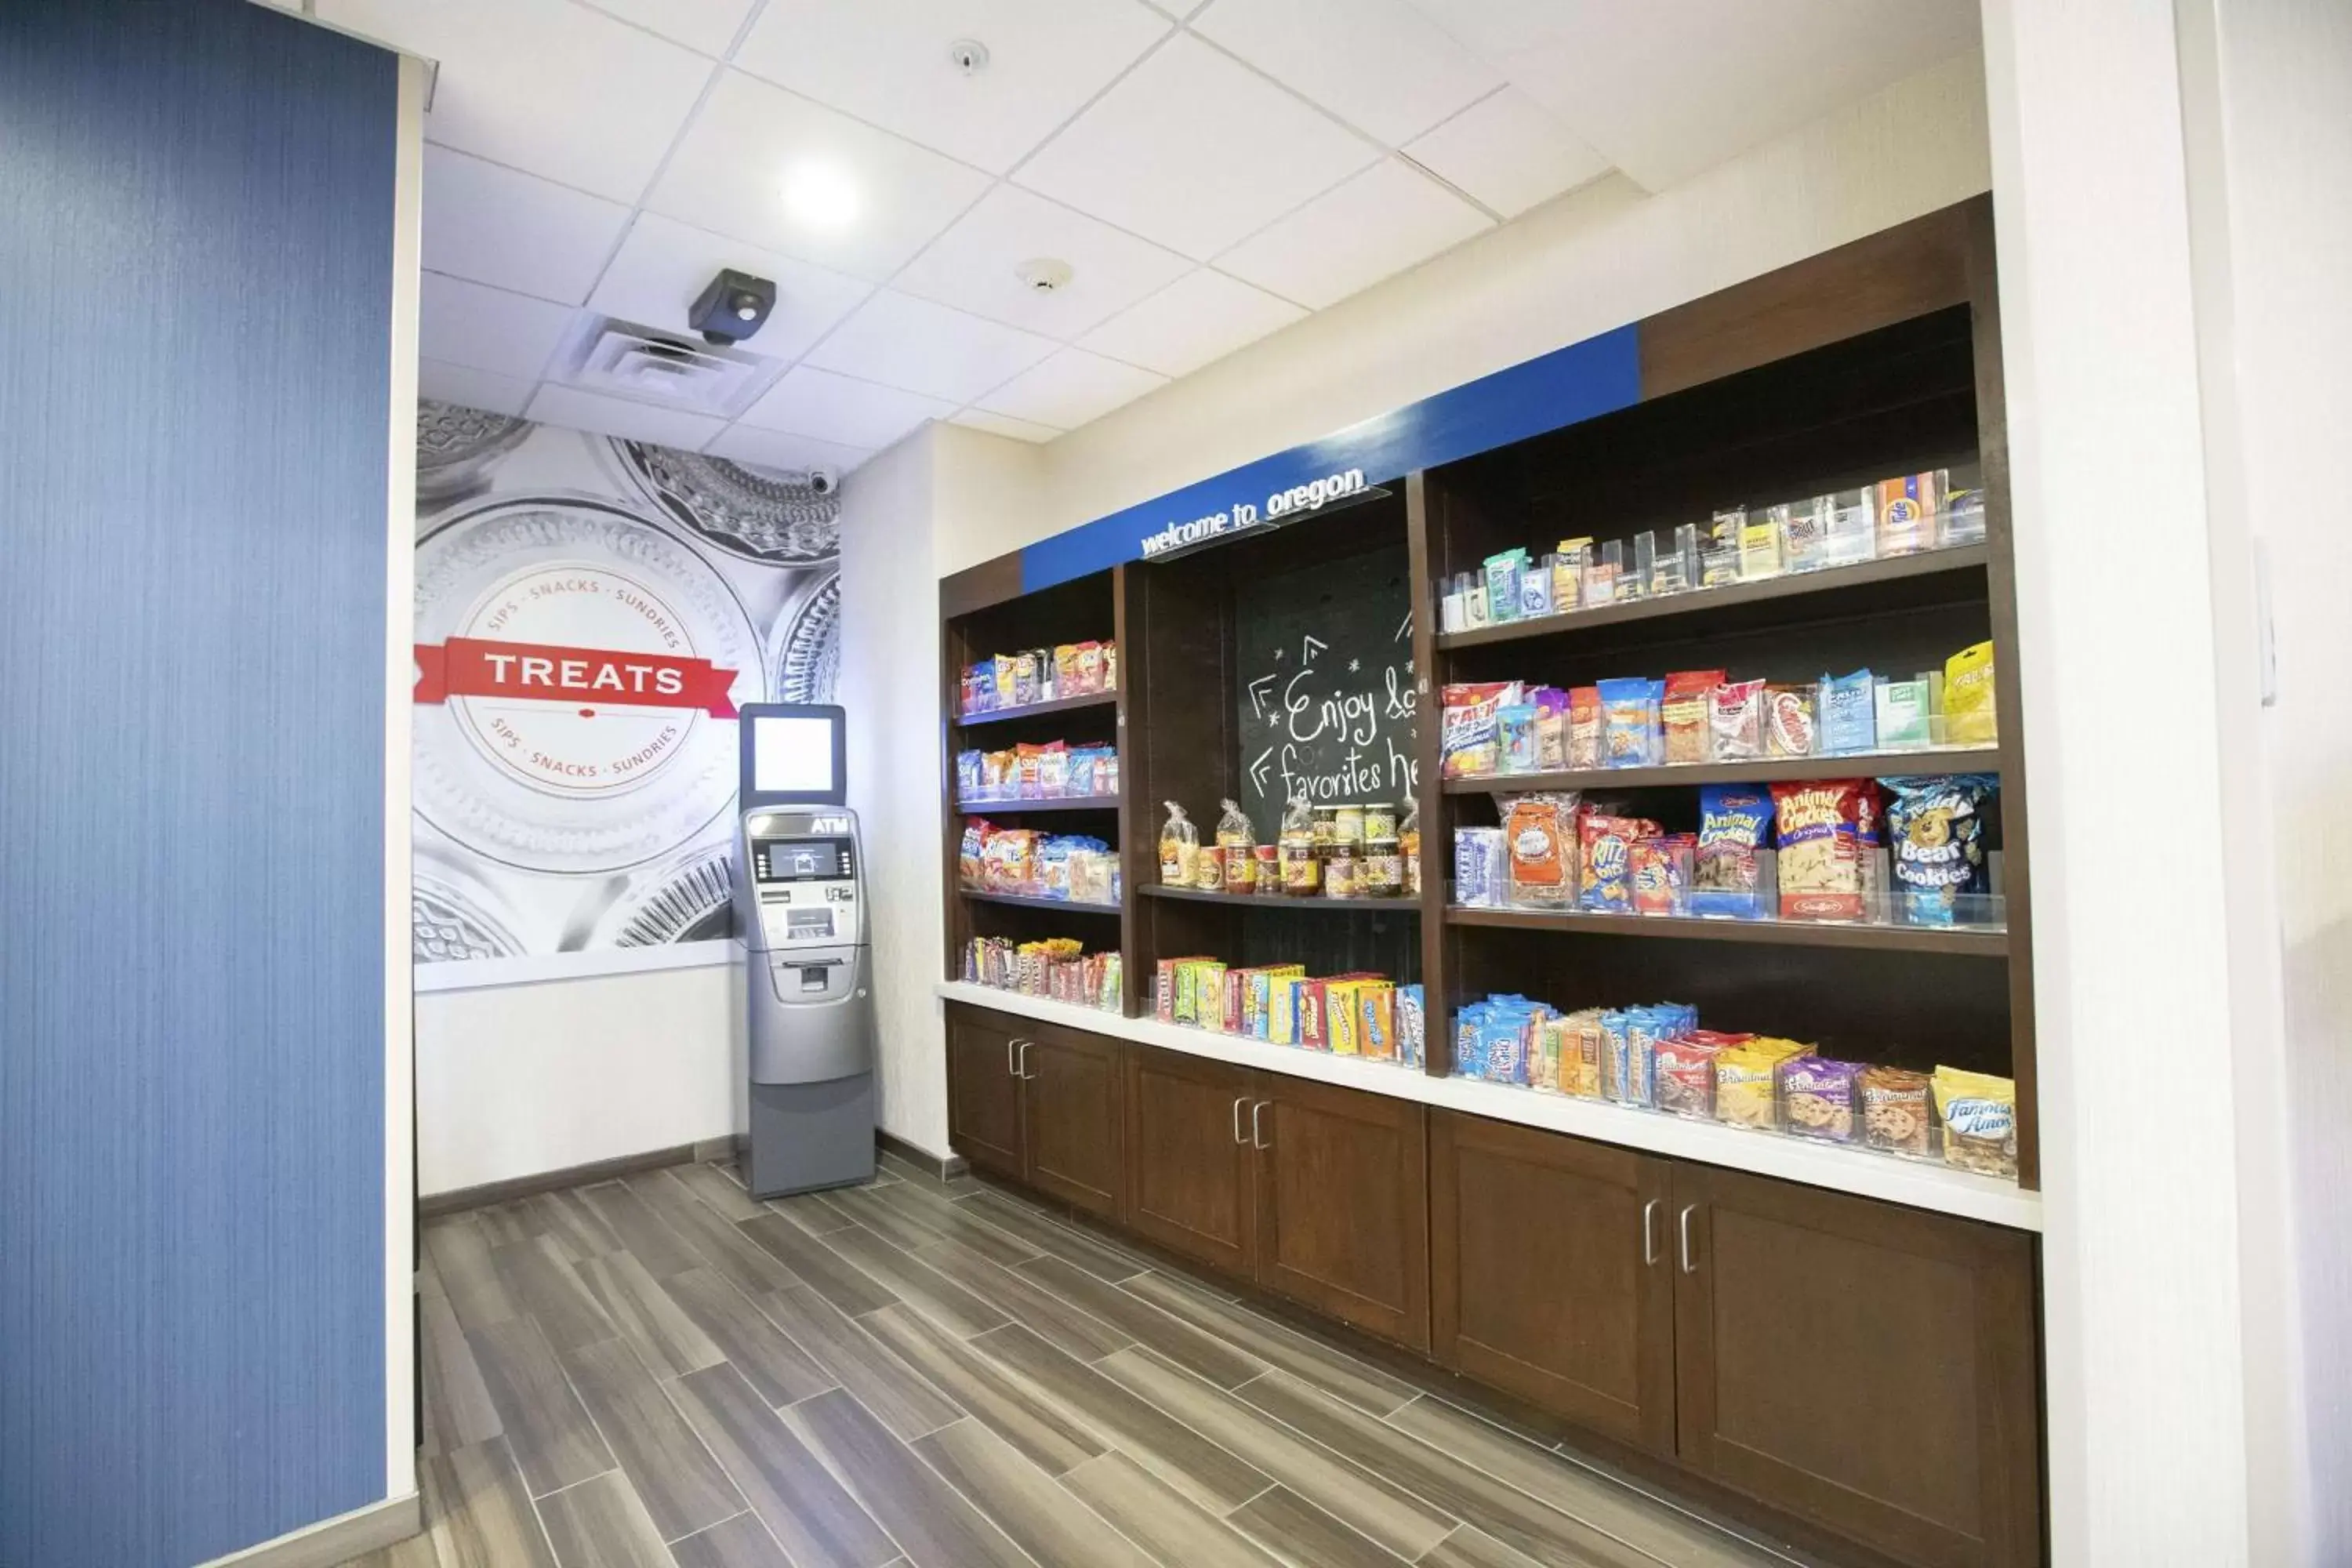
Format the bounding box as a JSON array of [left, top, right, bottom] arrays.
[[1691, 786, 1773, 919], [1884, 775, 1997, 925]]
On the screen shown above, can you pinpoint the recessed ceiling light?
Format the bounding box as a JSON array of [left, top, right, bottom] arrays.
[[780, 162, 859, 231]]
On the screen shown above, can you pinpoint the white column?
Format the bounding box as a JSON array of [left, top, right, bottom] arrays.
[[1979, 2, 2253, 1562]]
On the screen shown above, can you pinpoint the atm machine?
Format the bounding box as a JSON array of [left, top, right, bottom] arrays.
[[731, 702, 876, 1196]]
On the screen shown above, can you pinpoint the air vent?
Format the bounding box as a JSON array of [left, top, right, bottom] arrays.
[[559, 318, 777, 415]]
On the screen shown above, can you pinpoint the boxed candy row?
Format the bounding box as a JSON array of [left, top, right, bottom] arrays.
[[1438, 469, 1984, 632], [1456, 776, 1999, 927], [960, 641, 1117, 715], [959, 820, 1120, 906], [956, 741, 1120, 802], [962, 938, 1123, 1014], [1454, 994, 2018, 1178], [1155, 957, 1425, 1067], [1439, 641, 1995, 779]]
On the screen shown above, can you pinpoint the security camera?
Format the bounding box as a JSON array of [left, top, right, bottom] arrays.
[[807, 466, 840, 497], [688, 268, 776, 346]]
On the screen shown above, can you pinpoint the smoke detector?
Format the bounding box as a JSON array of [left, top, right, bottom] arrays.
[[1015, 257, 1073, 295], [949, 38, 989, 75]]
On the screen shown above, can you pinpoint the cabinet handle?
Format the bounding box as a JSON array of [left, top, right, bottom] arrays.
[[1231, 1096, 1247, 1145], [1677, 1204, 1699, 1274], [1642, 1199, 1661, 1266], [1016, 1041, 1035, 1080], [1006, 1038, 1022, 1077], [1250, 1099, 1270, 1150]]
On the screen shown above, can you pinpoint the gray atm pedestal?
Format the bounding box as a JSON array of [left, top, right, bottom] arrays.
[[733, 806, 876, 1196]]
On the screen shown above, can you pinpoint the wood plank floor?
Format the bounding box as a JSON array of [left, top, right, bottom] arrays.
[[353, 1153, 1808, 1568]]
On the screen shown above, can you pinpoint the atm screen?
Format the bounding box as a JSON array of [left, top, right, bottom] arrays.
[[756, 837, 853, 883], [752, 715, 838, 796]]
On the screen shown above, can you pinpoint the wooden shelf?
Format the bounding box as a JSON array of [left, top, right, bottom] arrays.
[[1439, 746, 2001, 795], [952, 690, 1119, 728], [954, 795, 1122, 815], [1436, 544, 1990, 652], [1445, 903, 2007, 956], [960, 890, 1121, 915], [1140, 883, 1421, 915]]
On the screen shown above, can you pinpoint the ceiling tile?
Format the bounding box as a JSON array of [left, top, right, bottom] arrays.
[[735, 0, 1171, 176], [892, 185, 1190, 339], [1076, 267, 1306, 378], [804, 290, 1056, 404], [421, 145, 630, 305], [1403, 88, 1610, 217], [1217, 158, 1491, 310], [316, 0, 712, 202], [418, 272, 579, 380], [978, 347, 1166, 430], [952, 409, 1062, 444], [523, 384, 725, 451], [1406, 0, 1978, 190], [576, 0, 758, 58], [704, 423, 877, 474], [418, 358, 537, 419], [644, 70, 993, 281], [1192, 0, 1502, 147], [738, 366, 954, 448], [1014, 33, 1377, 260], [589, 213, 873, 364]]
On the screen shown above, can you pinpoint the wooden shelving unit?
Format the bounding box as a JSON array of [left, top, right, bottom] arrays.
[[958, 890, 1120, 916], [952, 795, 1122, 815], [949, 688, 1119, 729], [1439, 745, 2002, 794], [1140, 883, 1422, 915], [1443, 903, 2007, 956]]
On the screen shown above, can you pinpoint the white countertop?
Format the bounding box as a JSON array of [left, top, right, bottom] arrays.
[[935, 981, 2042, 1233]]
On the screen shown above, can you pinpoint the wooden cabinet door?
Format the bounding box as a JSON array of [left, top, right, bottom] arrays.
[[1021, 1024, 1123, 1219], [944, 1007, 1025, 1181], [1121, 1046, 1257, 1277], [1671, 1164, 2042, 1568], [1253, 1076, 1430, 1351], [1428, 1112, 1674, 1454]]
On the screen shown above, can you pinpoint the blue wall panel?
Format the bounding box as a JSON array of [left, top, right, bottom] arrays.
[[1019, 325, 1642, 591], [0, 2, 396, 1563]]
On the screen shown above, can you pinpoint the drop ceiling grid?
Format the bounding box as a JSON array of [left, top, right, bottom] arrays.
[[355, 0, 1974, 466]]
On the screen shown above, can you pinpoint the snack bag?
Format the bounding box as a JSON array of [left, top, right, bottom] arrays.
[[1566, 687, 1603, 770], [1933, 1067, 2018, 1177], [1661, 670, 1725, 765], [1073, 641, 1104, 694], [1655, 1036, 1726, 1119], [1765, 684, 1817, 757], [1860, 1066, 1933, 1156], [1579, 813, 1657, 913], [1780, 1056, 1863, 1143], [1739, 513, 1784, 579], [1214, 798, 1256, 893], [1884, 775, 1996, 925], [1533, 687, 1570, 770], [1036, 741, 1070, 797], [1598, 677, 1659, 768], [1011, 651, 1041, 706], [1484, 550, 1528, 623], [1875, 677, 1936, 750], [1498, 703, 1541, 774], [993, 655, 1018, 709], [1820, 670, 1875, 756], [1504, 797, 1576, 907], [1779, 497, 1828, 572], [1710, 679, 1766, 762], [1771, 780, 1877, 920], [1053, 644, 1082, 695], [1715, 1039, 1809, 1130], [958, 818, 995, 888], [1630, 835, 1693, 916], [1691, 786, 1772, 919], [1440, 682, 1522, 778], [956, 750, 985, 801], [1158, 801, 1199, 885], [1944, 641, 1998, 745]]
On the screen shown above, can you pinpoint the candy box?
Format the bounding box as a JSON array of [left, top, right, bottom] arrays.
[[1397, 985, 1425, 1068], [1359, 983, 1398, 1062]]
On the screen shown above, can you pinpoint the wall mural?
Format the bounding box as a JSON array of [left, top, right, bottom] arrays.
[[412, 401, 840, 978]]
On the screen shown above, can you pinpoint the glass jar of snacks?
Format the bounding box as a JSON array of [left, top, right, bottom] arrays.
[[1359, 837, 1404, 898], [1363, 802, 1397, 841], [1332, 803, 1365, 849], [1192, 844, 1225, 891], [1325, 851, 1360, 899], [1311, 804, 1339, 851], [1279, 837, 1319, 895], [1252, 844, 1280, 895]]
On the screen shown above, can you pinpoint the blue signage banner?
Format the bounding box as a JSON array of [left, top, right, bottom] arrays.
[[1018, 322, 1642, 593]]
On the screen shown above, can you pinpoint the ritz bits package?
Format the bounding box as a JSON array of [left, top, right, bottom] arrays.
[[1579, 813, 1660, 913], [1770, 780, 1878, 921], [1504, 795, 1577, 907], [1933, 1067, 2018, 1177]]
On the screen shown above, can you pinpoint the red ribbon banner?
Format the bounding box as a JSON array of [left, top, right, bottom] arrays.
[[414, 637, 739, 718]]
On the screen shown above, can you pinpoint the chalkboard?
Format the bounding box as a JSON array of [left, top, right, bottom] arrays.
[[1232, 544, 1418, 844]]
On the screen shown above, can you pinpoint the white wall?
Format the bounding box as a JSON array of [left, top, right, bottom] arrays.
[[837, 433, 954, 1157], [417, 964, 741, 1195]]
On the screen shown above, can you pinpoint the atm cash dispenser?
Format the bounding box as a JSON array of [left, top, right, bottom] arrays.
[[731, 703, 876, 1196]]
